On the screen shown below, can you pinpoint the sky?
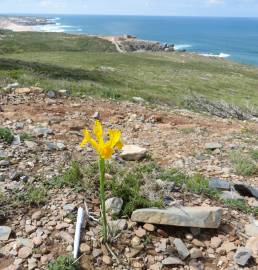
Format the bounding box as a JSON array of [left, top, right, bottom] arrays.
[[0, 0, 258, 17]]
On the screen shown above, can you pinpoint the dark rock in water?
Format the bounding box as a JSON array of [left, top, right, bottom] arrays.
[[234, 184, 258, 199], [209, 178, 231, 190]]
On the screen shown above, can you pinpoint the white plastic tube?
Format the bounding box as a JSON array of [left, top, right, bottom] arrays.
[[73, 207, 84, 259]]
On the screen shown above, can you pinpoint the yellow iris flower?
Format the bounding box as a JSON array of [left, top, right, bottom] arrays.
[[80, 120, 123, 160]]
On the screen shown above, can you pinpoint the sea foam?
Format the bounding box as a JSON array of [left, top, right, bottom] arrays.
[[199, 52, 230, 58]]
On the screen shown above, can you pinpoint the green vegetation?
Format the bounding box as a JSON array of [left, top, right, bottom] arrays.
[[20, 132, 34, 141], [223, 199, 258, 216], [0, 127, 14, 144], [0, 31, 258, 108], [229, 150, 257, 176], [48, 255, 79, 270], [24, 184, 48, 206], [250, 149, 258, 160], [109, 164, 164, 216], [48, 161, 84, 191]]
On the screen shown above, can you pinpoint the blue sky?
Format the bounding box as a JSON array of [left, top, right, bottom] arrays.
[[0, 0, 258, 17]]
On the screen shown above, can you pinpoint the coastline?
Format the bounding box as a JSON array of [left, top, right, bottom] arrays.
[[0, 16, 54, 32]]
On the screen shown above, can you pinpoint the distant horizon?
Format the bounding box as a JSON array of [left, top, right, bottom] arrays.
[[1, 0, 258, 18], [1, 13, 258, 19]]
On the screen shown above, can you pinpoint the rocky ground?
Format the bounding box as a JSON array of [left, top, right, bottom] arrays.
[[0, 86, 258, 270]]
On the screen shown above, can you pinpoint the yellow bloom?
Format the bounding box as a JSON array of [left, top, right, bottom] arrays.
[[80, 120, 123, 160]]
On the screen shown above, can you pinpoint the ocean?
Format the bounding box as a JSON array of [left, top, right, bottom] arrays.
[[32, 15, 258, 66]]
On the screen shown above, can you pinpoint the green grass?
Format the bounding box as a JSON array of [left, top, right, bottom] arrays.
[[48, 255, 79, 270], [250, 149, 258, 160], [223, 199, 258, 216], [20, 132, 34, 141], [0, 31, 258, 108], [108, 163, 164, 216], [48, 161, 84, 191], [229, 150, 257, 176], [0, 127, 14, 144]]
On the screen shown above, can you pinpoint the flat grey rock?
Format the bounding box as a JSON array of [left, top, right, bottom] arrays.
[[131, 206, 222, 228], [0, 226, 12, 241], [220, 190, 243, 200], [174, 238, 189, 260], [209, 178, 231, 190], [234, 247, 252, 266], [205, 142, 222, 150], [162, 256, 184, 265]]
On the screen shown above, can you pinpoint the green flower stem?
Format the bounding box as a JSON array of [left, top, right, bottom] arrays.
[[99, 157, 108, 242]]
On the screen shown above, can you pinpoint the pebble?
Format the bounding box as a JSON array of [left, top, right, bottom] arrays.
[[143, 223, 155, 232], [102, 255, 112, 265], [174, 238, 190, 260], [0, 226, 12, 241], [234, 247, 252, 266], [190, 248, 203, 259], [80, 243, 91, 254], [162, 256, 184, 266], [18, 246, 32, 259], [134, 227, 146, 238]]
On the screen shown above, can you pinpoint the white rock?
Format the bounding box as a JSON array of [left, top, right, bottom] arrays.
[[120, 145, 147, 161]]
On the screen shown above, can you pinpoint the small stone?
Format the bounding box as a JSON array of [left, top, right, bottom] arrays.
[[59, 231, 73, 244], [10, 171, 23, 181], [63, 204, 76, 212], [102, 255, 112, 265], [80, 243, 91, 254], [192, 239, 205, 247], [120, 145, 147, 161], [47, 90, 56, 98], [18, 246, 32, 259], [174, 238, 190, 260], [134, 227, 146, 238], [56, 222, 69, 230], [190, 248, 203, 259], [185, 233, 193, 240], [162, 256, 184, 266], [15, 87, 31, 94], [28, 258, 37, 270], [105, 197, 123, 215], [32, 237, 42, 247], [220, 242, 237, 253], [0, 226, 12, 240], [210, 237, 222, 249], [132, 96, 145, 104], [58, 89, 71, 96], [31, 210, 42, 221], [92, 111, 101, 120], [234, 247, 252, 266], [0, 174, 6, 181], [131, 236, 141, 247], [33, 127, 53, 137], [245, 223, 258, 237], [246, 236, 258, 258], [25, 225, 36, 234], [143, 223, 155, 232], [0, 160, 10, 167], [92, 248, 102, 258], [205, 142, 222, 150], [24, 140, 37, 150], [108, 219, 127, 232]]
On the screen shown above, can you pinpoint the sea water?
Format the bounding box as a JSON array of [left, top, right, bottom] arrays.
[[18, 15, 258, 66]]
